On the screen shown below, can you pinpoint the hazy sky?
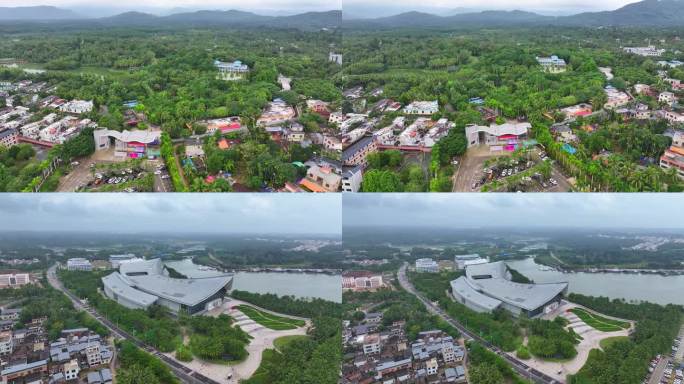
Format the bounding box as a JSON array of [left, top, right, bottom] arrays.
[[0, 0, 637, 15], [0, 194, 341, 235], [343, 194, 684, 230], [0, 0, 340, 15], [343, 0, 642, 17]]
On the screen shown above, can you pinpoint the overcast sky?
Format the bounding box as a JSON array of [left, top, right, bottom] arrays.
[[343, 194, 684, 230], [0, 194, 341, 235], [0, 0, 637, 16], [344, 0, 641, 17], [0, 0, 340, 16]]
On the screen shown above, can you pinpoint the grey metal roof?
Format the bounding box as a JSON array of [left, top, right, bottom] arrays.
[[450, 277, 501, 311], [119, 258, 164, 276], [457, 262, 568, 312], [342, 136, 374, 162], [127, 274, 231, 307], [102, 272, 157, 307], [468, 277, 567, 312]]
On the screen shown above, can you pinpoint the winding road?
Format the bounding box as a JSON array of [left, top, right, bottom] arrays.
[[397, 263, 561, 384]]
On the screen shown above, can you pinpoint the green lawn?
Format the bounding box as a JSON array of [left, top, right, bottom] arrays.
[[237, 305, 305, 330], [274, 335, 308, 351], [599, 336, 629, 350], [570, 308, 630, 332]]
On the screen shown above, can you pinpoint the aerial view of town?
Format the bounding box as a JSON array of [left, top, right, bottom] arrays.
[[342, 194, 684, 384], [0, 3, 343, 192], [339, 0, 684, 192], [0, 194, 342, 384]]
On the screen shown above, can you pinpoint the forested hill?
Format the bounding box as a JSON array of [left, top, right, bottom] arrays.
[[0, 8, 341, 31], [344, 0, 684, 29]]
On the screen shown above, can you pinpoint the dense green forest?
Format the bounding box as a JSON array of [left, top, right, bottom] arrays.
[[568, 293, 683, 384]]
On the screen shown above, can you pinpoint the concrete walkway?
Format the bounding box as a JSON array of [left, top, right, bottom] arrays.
[[518, 301, 633, 383], [164, 299, 309, 384]]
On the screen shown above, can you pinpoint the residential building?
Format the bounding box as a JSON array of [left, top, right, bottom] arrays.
[[277, 74, 291, 91], [66, 258, 92, 271], [342, 165, 363, 193], [0, 308, 21, 321], [415, 258, 439, 273], [403, 101, 439, 115], [0, 331, 12, 355], [659, 92, 677, 105], [342, 270, 384, 291], [604, 86, 631, 109], [62, 359, 79, 381], [623, 46, 665, 56], [660, 145, 684, 179], [342, 136, 377, 167], [256, 99, 296, 127], [214, 60, 249, 81], [426, 357, 438, 375], [58, 100, 93, 114], [536, 55, 567, 73], [0, 128, 18, 147], [362, 334, 381, 355], [0, 360, 48, 384], [86, 369, 112, 384], [301, 164, 342, 192], [85, 343, 101, 367], [329, 52, 343, 65]]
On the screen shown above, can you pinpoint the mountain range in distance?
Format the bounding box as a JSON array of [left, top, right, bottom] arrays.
[[0, 6, 341, 30], [344, 0, 684, 28], [0, 0, 683, 28]]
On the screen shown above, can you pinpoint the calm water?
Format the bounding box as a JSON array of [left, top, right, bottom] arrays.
[[232, 272, 341, 303], [507, 258, 684, 306]]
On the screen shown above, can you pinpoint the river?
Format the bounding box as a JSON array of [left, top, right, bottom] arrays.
[[231, 272, 341, 303], [507, 258, 684, 306]]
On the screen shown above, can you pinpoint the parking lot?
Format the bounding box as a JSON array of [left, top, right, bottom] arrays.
[[57, 148, 172, 192]]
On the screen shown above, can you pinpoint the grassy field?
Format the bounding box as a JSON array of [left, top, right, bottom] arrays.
[[237, 305, 305, 330], [570, 308, 630, 332], [599, 336, 630, 350]]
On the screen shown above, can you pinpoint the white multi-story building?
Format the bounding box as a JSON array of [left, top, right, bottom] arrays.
[[623, 46, 665, 57], [66, 258, 92, 271], [415, 258, 439, 273], [362, 334, 381, 355], [0, 331, 12, 356], [63, 359, 79, 380], [659, 92, 677, 105], [59, 100, 93, 114], [403, 101, 439, 115], [426, 358, 438, 375], [0, 273, 30, 288], [214, 60, 249, 81], [536, 55, 567, 73], [86, 343, 102, 367]]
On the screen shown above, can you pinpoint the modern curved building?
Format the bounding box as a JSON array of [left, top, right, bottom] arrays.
[[102, 258, 232, 315], [450, 261, 567, 318]]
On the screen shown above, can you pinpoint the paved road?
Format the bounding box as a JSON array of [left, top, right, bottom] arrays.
[[47, 265, 221, 384], [648, 357, 669, 384], [397, 263, 560, 384]]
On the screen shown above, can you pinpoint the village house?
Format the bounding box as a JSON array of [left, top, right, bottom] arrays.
[[214, 60, 249, 81], [403, 101, 439, 115], [536, 55, 567, 73]]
